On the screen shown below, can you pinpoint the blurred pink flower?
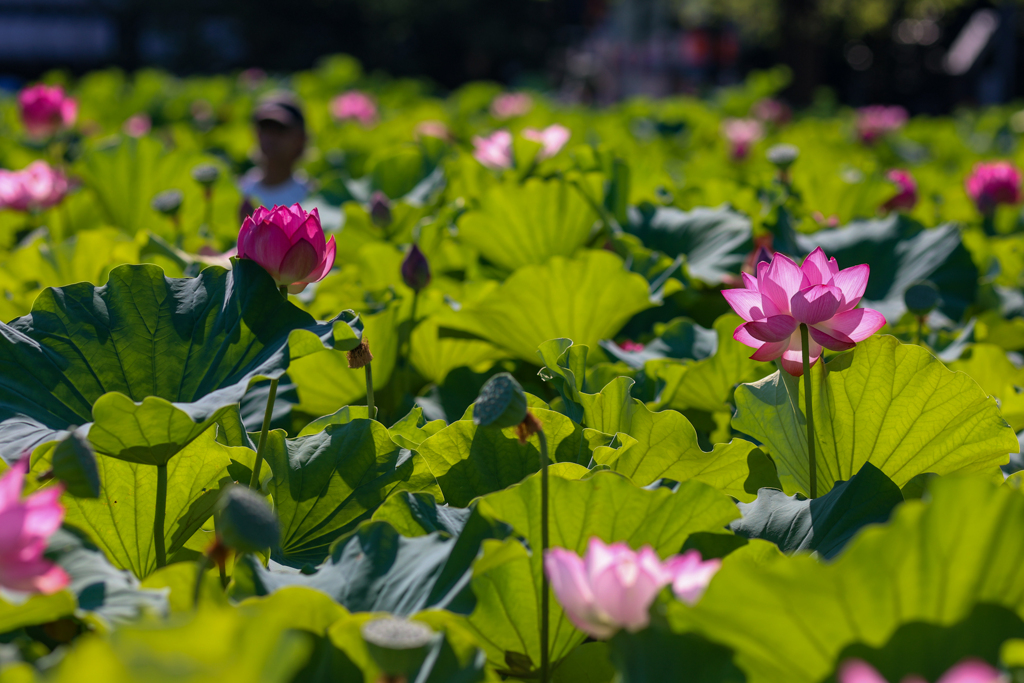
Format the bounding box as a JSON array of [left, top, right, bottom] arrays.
[[722, 247, 886, 376], [330, 91, 378, 126], [123, 113, 152, 138], [882, 169, 917, 212], [238, 68, 267, 90], [491, 92, 533, 119], [523, 124, 571, 160], [237, 204, 336, 293], [838, 658, 1005, 683], [544, 538, 719, 639], [751, 98, 791, 126], [415, 120, 452, 142], [856, 105, 908, 144], [0, 162, 69, 212], [472, 130, 513, 170], [0, 458, 69, 595], [18, 84, 77, 139], [721, 118, 764, 160], [965, 161, 1022, 214], [619, 340, 645, 353]]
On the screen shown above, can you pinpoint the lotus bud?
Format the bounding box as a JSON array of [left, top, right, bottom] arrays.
[[151, 189, 184, 217], [19, 84, 77, 139], [190, 164, 221, 188], [49, 430, 100, 499], [473, 372, 528, 430], [401, 244, 431, 293], [904, 280, 940, 317], [361, 618, 435, 677], [766, 144, 799, 170], [216, 485, 280, 554], [370, 191, 391, 228]]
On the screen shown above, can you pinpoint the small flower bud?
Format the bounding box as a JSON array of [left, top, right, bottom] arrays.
[[400, 244, 431, 293], [369, 191, 391, 228], [190, 164, 221, 187], [49, 430, 100, 499], [473, 372, 528, 430], [347, 337, 373, 369], [361, 618, 435, 677], [904, 280, 941, 317], [766, 143, 799, 170], [151, 189, 184, 216], [216, 485, 280, 554]]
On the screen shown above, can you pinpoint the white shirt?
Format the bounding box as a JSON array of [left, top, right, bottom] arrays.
[[239, 168, 311, 208]]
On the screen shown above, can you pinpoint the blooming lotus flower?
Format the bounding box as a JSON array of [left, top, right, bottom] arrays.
[[0, 458, 69, 595], [856, 105, 907, 144], [838, 658, 1005, 683], [123, 113, 152, 138], [237, 204, 336, 293], [965, 161, 1022, 214], [722, 247, 886, 376], [0, 161, 69, 212], [882, 169, 917, 212], [721, 118, 764, 160], [472, 130, 513, 170], [544, 539, 719, 639], [523, 124, 571, 160], [18, 84, 77, 139], [491, 92, 533, 119], [619, 340, 645, 353], [330, 91, 378, 126]]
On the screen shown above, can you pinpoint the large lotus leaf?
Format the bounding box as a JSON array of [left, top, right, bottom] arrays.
[[609, 628, 745, 683], [948, 343, 1024, 432], [733, 336, 1019, 496], [387, 407, 447, 450], [0, 591, 77, 634], [410, 314, 507, 385], [415, 408, 625, 507], [795, 215, 978, 322], [370, 491, 475, 538], [463, 468, 740, 676], [599, 316, 718, 369], [456, 176, 602, 271], [0, 259, 361, 464], [623, 204, 753, 284], [729, 462, 903, 560], [669, 476, 1024, 683], [437, 250, 655, 363], [264, 419, 442, 565], [50, 430, 254, 578]]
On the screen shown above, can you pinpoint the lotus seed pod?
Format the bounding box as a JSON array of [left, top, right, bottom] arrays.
[[216, 485, 280, 554], [190, 163, 220, 187], [51, 430, 100, 499], [766, 143, 799, 169], [361, 617, 435, 676], [347, 337, 373, 369], [369, 190, 391, 228], [151, 189, 183, 216], [904, 280, 941, 316], [473, 372, 528, 429]]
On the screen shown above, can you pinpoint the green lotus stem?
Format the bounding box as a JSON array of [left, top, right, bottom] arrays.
[[982, 213, 996, 237], [192, 554, 210, 609], [172, 215, 182, 248], [248, 377, 279, 489], [916, 316, 925, 346], [537, 428, 550, 683], [203, 187, 214, 235], [365, 363, 375, 419], [154, 463, 168, 569], [799, 324, 817, 499], [279, 285, 289, 298]]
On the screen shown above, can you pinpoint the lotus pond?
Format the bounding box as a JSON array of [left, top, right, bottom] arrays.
[[0, 58, 1023, 683]]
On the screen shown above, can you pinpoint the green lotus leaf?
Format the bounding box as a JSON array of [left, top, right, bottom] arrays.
[[609, 628, 745, 683], [264, 419, 441, 565], [669, 476, 1024, 683], [599, 316, 718, 369], [456, 176, 603, 271], [733, 335, 1019, 496], [948, 343, 1024, 432], [436, 250, 655, 363], [370, 491, 474, 538], [0, 259, 361, 465], [388, 407, 447, 450], [0, 591, 77, 634]]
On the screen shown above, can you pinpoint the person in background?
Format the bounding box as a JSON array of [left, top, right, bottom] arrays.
[[239, 92, 312, 211]]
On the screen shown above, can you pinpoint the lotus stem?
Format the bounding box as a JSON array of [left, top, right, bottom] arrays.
[[799, 324, 817, 499], [203, 187, 214, 235], [916, 316, 924, 346], [365, 364, 375, 419], [154, 463, 168, 569], [248, 377, 279, 489], [279, 285, 289, 298], [537, 428, 550, 683], [192, 554, 210, 609]]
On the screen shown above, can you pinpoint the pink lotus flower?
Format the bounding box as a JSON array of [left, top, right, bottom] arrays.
[[722, 247, 886, 376], [0, 458, 69, 595], [619, 340, 645, 353], [415, 120, 452, 142], [237, 204, 336, 294], [721, 118, 764, 160], [18, 84, 77, 139], [544, 539, 719, 639], [856, 105, 908, 144], [965, 161, 1022, 214], [330, 91, 378, 126], [491, 92, 533, 119], [882, 169, 918, 212], [838, 658, 1005, 683], [0, 161, 69, 212], [751, 98, 791, 126], [472, 130, 513, 170], [123, 113, 152, 138], [523, 124, 571, 160]]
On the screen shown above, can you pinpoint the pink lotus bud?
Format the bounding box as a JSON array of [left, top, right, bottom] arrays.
[[751, 98, 791, 126], [855, 105, 908, 144], [123, 113, 152, 138], [369, 191, 391, 228], [18, 84, 77, 139], [965, 161, 1022, 215], [0, 161, 68, 212], [472, 130, 513, 170], [237, 204, 336, 293], [330, 91, 378, 126], [491, 92, 533, 119], [0, 458, 70, 594], [882, 169, 917, 212], [721, 118, 764, 160], [401, 243, 431, 292], [838, 658, 1005, 683], [522, 124, 571, 160], [722, 247, 886, 376], [415, 120, 452, 142]]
